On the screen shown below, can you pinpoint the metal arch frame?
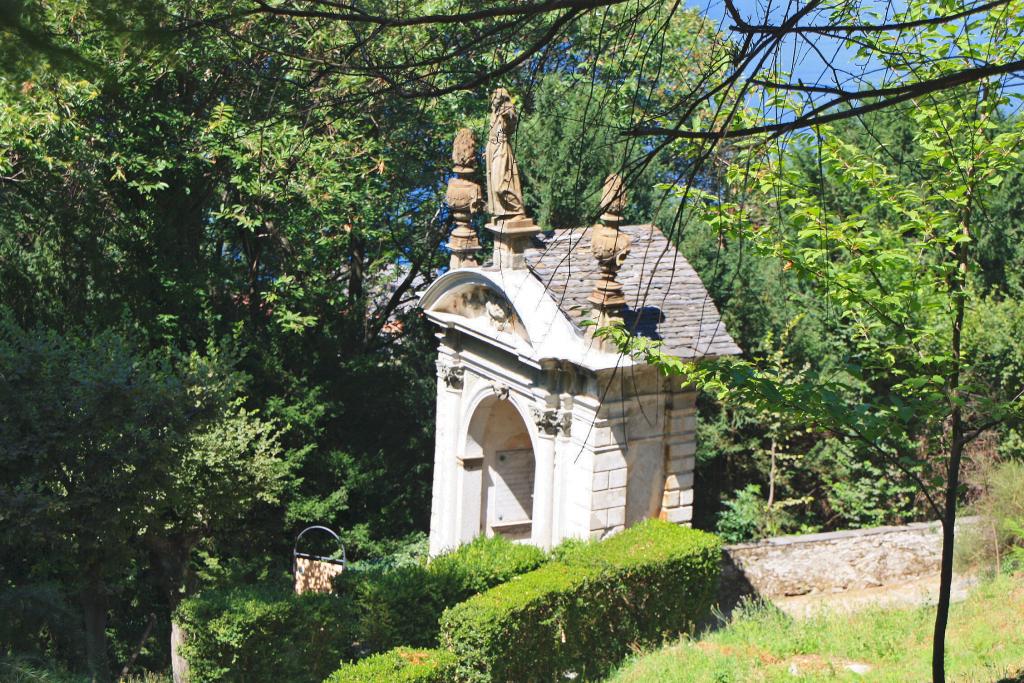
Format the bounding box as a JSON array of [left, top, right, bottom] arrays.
[[291, 525, 346, 579]]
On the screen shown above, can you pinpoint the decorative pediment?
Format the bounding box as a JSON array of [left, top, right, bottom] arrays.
[[425, 278, 530, 346], [419, 267, 628, 370]]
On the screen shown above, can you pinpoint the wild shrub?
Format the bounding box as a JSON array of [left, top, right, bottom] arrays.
[[958, 459, 1024, 573]]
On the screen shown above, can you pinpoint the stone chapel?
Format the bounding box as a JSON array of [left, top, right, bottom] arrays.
[[420, 92, 740, 556]]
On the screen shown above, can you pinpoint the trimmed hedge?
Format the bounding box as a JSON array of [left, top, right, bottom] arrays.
[[324, 647, 456, 683], [336, 535, 546, 653], [439, 520, 722, 682], [175, 582, 357, 683], [176, 535, 545, 682], [429, 534, 547, 594]]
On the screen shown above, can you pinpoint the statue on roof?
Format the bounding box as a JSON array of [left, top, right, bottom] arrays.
[[486, 88, 526, 222]]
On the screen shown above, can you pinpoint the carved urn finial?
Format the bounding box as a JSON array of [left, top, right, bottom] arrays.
[[588, 174, 631, 322], [599, 172, 626, 226], [445, 128, 484, 269]]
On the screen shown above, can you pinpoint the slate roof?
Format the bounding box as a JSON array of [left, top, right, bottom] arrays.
[[524, 224, 742, 359]]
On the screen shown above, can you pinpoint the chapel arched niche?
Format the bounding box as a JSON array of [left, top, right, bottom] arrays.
[[462, 395, 536, 541]]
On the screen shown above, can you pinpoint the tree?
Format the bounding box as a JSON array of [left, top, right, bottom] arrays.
[[165, 0, 1024, 148], [0, 316, 288, 679], [0, 1, 737, 676], [612, 18, 1024, 678]]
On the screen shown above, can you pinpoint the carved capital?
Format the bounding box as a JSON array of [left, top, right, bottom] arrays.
[[531, 406, 572, 437], [439, 364, 465, 390]]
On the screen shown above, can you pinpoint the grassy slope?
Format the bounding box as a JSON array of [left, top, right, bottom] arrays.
[[609, 574, 1024, 683]]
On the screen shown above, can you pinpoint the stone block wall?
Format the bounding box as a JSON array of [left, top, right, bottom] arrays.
[[719, 519, 976, 603], [587, 378, 698, 540], [589, 412, 629, 539], [660, 391, 696, 525]]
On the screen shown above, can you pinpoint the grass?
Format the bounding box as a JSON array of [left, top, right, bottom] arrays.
[[608, 574, 1024, 682], [0, 656, 171, 683]]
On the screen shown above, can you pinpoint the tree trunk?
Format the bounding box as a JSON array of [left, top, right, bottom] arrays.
[[120, 613, 156, 680], [932, 415, 963, 683], [171, 620, 190, 683], [149, 534, 199, 683], [348, 229, 365, 303], [931, 176, 972, 683], [81, 576, 110, 682]]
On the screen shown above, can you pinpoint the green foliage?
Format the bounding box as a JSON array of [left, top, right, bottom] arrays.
[[336, 534, 546, 653], [0, 655, 169, 683], [611, 4, 1024, 674], [175, 581, 356, 683], [608, 1, 1024, 539], [714, 485, 791, 543], [325, 647, 456, 683], [427, 535, 547, 595], [438, 520, 722, 682], [0, 313, 288, 677], [0, 657, 83, 683], [673, 216, 909, 533], [609, 575, 1024, 682], [176, 534, 545, 680], [965, 298, 1024, 459], [958, 460, 1024, 574], [0, 585, 85, 670]]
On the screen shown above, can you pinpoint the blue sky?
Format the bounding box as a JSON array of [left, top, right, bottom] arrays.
[[687, 0, 866, 86]]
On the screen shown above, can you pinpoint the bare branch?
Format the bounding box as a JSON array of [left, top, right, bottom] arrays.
[[628, 58, 1024, 140]]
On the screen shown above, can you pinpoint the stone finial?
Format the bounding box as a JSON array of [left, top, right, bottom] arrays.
[[599, 173, 626, 225], [588, 174, 631, 321], [452, 127, 476, 173], [484, 88, 539, 269], [445, 128, 484, 269]]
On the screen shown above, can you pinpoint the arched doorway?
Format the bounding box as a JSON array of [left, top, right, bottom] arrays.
[[462, 397, 535, 541]]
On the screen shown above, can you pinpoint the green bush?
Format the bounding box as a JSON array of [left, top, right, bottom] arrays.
[[714, 484, 806, 542], [177, 536, 546, 681], [429, 534, 547, 594], [324, 647, 456, 683], [439, 520, 722, 682], [175, 581, 357, 683], [336, 534, 546, 653]]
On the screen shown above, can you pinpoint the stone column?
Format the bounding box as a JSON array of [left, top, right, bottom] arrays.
[[429, 355, 465, 556], [530, 406, 565, 549]]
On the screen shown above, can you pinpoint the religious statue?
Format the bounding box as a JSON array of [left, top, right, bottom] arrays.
[[486, 88, 526, 222]]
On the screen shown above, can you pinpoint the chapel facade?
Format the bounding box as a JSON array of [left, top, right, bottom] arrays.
[[421, 92, 739, 556]]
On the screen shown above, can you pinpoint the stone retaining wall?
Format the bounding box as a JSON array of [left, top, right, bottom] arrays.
[[718, 518, 976, 605]]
